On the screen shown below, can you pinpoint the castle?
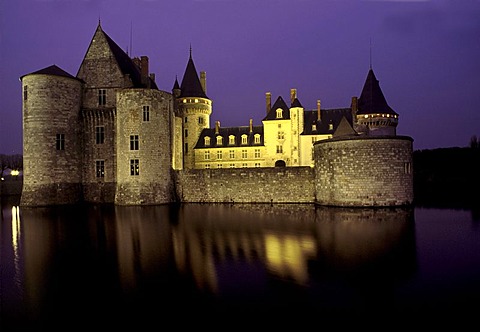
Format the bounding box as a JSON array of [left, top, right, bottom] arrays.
[[20, 23, 414, 207]]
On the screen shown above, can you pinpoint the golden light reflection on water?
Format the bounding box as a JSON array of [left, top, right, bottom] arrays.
[[11, 205, 22, 289]]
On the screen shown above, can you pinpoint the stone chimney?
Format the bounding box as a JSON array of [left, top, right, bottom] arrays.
[[266, 92, 271, 114], [200, 71, 207, 94], [215, 120, 220, 134], [249, 118, 253, 133], [290, 88, 297, 105], [351, 96, 358, 122], [317, 100, 321, 122], [141, 56, 149, 85]]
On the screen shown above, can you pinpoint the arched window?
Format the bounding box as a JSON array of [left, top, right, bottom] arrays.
[[216, 136, 223, 146], [204, 136, 210, 146], [241, 134, 248, 145], [276, 108, 282, 118], [229, 135, 235, 145], [254, 134, 260, 144]]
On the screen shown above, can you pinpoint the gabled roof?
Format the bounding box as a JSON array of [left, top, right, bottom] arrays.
[[333, 116, 357, 137], [302, 108, 353, 135], [357, 69, 397, 116], [195, 126, 264, 149], [21, 64, 80, 80], [179, 53, 207, 98], [263, 96, 290, 120], [80, 23, 157, 89]]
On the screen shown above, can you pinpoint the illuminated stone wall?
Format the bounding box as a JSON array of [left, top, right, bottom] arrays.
[[176, 166, 315, 203], [314, 135, 414, 207], [20, 74, 83, 206], [115, 89, 175, 205]]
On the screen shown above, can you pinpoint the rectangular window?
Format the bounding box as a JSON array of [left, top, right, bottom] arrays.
[[95, 126, 105, 144], [130, 159, 139, 176], [254, 149, 260, 158], [185, 129, 188, 138], [278, 132, 284, 139], [255, 163, 261, 167], [242, 150, 247, 159], [184, 143, 188, 154], [198, 117, 204, 124], [276, 145, 283, 153], [204, 151, 210, 160], [23, 85, 28, 101], [229, 150, 235, 159], [404, 162, 412, 174], [130, 135, 139, 150], [184, 117, 188, 123], [56, 134, 65, 150], [96, 160, 105, 178], [98, 89, 106, 106], [143, 106, 150, 121], [217, 150, 223, 160]]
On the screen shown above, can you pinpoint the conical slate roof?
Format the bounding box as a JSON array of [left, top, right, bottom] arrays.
[[179, 53, 207, 98], [357, 69, 397, 116], [21, 64, 79, 80]]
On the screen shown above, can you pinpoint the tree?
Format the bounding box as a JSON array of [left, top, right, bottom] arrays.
[[470, 135, 479, 149]]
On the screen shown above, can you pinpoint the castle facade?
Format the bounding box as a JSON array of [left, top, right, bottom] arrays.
[[20, 23, 413, 207]]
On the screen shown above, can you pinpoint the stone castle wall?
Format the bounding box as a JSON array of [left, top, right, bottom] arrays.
[[175, 167, 315, 203], [314, 136, 414, 207]]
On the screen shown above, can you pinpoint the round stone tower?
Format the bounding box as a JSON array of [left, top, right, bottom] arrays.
[[314, 135, 414, 207], [20, 65, 83, 206]]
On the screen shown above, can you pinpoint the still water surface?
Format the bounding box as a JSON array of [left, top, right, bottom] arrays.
[[1, 196, 480, 330]]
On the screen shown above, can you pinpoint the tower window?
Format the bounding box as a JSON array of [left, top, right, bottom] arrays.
[[130, 135, 139, 150], [185, 129, 188, 138], [98, 89, 106, 106], [198, 117, 204, 124], [96, 160, 105, 178], [56, 134, 65, 150], [95, 126, 105, 144], [23, 85, 28, 101], [404, 162, 412, 174], [185, 143, 188, 154], [143, 106, 150, 121], [130, 159, 139, 176]]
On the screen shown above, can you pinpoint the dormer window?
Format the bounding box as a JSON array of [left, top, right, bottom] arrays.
[[241, 134, 248, 145], [312, 124, 316, 131], [254, 134, 260, 144], [216, 136, 223, 146], [329, 123, 333, 130], [204, 136, 210, 146], [276, 108, 282, 118], [229, 135, 235, 145]]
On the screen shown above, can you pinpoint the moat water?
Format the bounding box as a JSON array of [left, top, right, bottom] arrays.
[[1, 195, 480, 330]]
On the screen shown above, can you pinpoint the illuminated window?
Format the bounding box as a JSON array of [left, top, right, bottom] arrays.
[[254, 134, 260, 144], [143, 106, 150, 121], [229, 150, 235, 158], [229, 135, 235, 145], [98, 89, 106, 106], [23, 85, 28, 101], [130, 135, 139, 150], [217, 150, 223, 160], [254, 149, 260, 158], [312, 124, 316, 131], [242, 150, 247, 159], [241, 135, 247, 145], [204, 151, 210, 160], [95, 126, 104, 144], [276, 145, 283, 153], [204, 137, 210, 146], [276, 109, 282, 118], [96, 160, 105, 178], [130, 159, 139, 176], [216, 136, 223, 146], [56, 134, 65, 150], [278, 131, 284, 139], [329, 123, 333, 130]]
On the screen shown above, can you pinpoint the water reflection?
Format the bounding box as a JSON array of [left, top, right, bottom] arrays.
[[1, 202, 418, 329]]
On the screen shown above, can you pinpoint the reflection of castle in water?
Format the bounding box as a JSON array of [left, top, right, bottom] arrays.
[[8, 203, 416, 323]]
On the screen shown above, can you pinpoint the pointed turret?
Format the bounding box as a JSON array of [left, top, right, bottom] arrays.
[[179, 52, 208, 98], [355, 68, 399, 136]]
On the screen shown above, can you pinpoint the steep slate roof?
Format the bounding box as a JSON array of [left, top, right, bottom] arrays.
[[333, 116, 357, 137], [302, 108, 353, 135], [357, 69, 397, 116], [195, 126, 264, 149], [21, 64, 80, 80], [92, 24, 158, 89], [263, 96, 291, 120], [179, 53, 208, 98], [291, 98, 303, 108]]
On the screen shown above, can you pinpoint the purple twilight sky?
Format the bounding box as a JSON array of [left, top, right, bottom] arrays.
[[1, 0, 479, 155]]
